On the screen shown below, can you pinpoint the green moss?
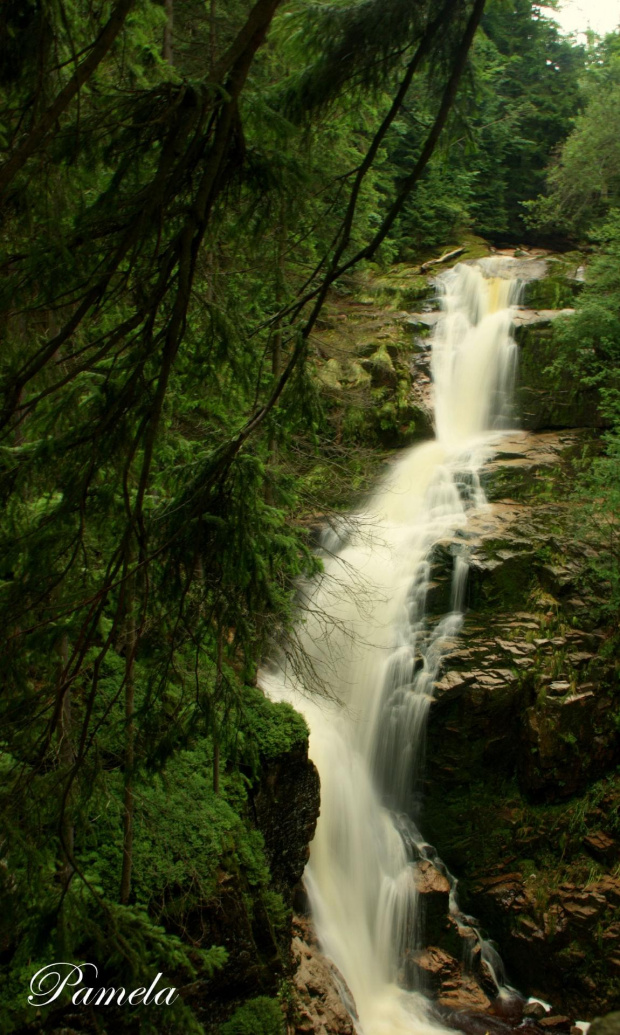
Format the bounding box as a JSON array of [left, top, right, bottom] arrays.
[[522, 276, 581, 310], [240, 686, 308, 761], [82, 743, 273, 913], [220, 997, 285, 1035]]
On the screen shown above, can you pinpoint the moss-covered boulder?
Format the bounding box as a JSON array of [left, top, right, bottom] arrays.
[[521, 276, 583, 311], [590, 1013, 620, 1035], [514, 318, 604, 431]]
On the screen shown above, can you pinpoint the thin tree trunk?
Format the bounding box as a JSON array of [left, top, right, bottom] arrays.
[[120, 563, 136, 905], [267, 211, 286, 481], [213, 626, 223, 794], [163, 0, 174, 66], [210, 0, 217, 74], [57, 632, 74, 886]]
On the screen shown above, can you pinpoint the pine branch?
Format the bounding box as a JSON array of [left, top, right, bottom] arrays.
[[232, 0, 488, 451], [0, 0, 136, 201]]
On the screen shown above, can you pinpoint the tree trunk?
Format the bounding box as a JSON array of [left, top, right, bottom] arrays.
[[120, 563, 137, 905], [267, 210, 286, 493], [57, 632, 74, 886], [213, 626, 223, 794], [0, 0, 135, 199], [163, 0, 174, 66], [210, 0, 217, 74]]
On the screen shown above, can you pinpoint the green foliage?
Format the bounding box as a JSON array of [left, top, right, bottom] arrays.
[[239, 687, 308, 763], [527, 31, 620, 237], [220, 996, 285, 1035], [542, 212, 620, 616], [387, 0, 585, 249]]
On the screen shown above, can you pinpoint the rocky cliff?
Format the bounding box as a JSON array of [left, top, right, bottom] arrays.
[[409, 250, 620, 1017], [423, 423, 620, 1018]]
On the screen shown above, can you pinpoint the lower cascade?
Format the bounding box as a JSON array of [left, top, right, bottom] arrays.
[[261, 260, 524, 1034]]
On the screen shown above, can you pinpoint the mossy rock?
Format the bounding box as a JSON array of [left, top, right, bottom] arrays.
[[360, 344, 397, 387], [480, 462, 555, 503], [467, 547, 537, 612], [522, 276, 582, 310], [590, 1013, 620, 1035], [515, 322, 604, 430], [316, 357, 371, 391]]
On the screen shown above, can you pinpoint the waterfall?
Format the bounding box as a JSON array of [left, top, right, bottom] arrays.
[[261, 260, 521, 1035]]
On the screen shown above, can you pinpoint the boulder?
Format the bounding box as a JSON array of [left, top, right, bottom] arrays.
[[291, 920, 356, 1035], [515, 320, 605, 431], [589, 1015, 620, 1035]]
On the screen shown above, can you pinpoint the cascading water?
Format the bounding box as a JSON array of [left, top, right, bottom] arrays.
[[261, 260, 521, 1035]]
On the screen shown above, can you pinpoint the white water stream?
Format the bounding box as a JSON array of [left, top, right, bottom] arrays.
[[261, 261, 521, 1035]]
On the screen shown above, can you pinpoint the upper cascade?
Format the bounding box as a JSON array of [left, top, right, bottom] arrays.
[[432, 260, 520, 450]]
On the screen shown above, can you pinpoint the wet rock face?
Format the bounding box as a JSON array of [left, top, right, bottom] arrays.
[[411, 946, 493, 1012], [290, 918, 356, 1035], [466, 873, 620, 1017], [253, 744, 320, 905], [520, 690, 617, 800], [514, 319, 604, 432], [425, 431, 618, 804], [508, 260, 602, 432]]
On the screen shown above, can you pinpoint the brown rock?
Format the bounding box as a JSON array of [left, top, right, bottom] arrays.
[[524, 1001, 548, 1020], [438, 975, 492, 1012], [584, 830, 616, 864], [490, 992, 525, 1024], [540, 1017, 572, 1031], [415, 860, 451, 895], [291, 924, 355, 1035], [410, 946, 459, 992], [593, 876, 620, 905], [563, 691, 595, 705], [569, 652, 593, 667], [434, 671, 473, 700], [561, 891, 605, 923], [549, 681, 571, 695]]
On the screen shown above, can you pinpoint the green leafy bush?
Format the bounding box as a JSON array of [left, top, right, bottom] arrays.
[[221, 997, 285, 1035]]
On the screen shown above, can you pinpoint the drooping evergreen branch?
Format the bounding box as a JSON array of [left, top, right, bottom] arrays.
[[228, 0, 488, 452], [0, 4, 283, 437], [213, 0, 282, 83], [19, 4, 288, 861], [295, 0, 458, 300], [0, 0, 136, 201]]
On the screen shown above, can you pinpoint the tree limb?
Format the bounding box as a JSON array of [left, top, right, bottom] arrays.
[[0, 0, 135, 200]]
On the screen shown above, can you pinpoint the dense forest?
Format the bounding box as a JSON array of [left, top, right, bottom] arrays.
[[2, 1, 620, 1034]]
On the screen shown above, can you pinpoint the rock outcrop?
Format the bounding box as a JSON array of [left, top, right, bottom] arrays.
[[253, 743, 321, 907], [199, 743, 321, 1020], [289, 919, 356, 1035], [422, 428, 620, 1016]]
